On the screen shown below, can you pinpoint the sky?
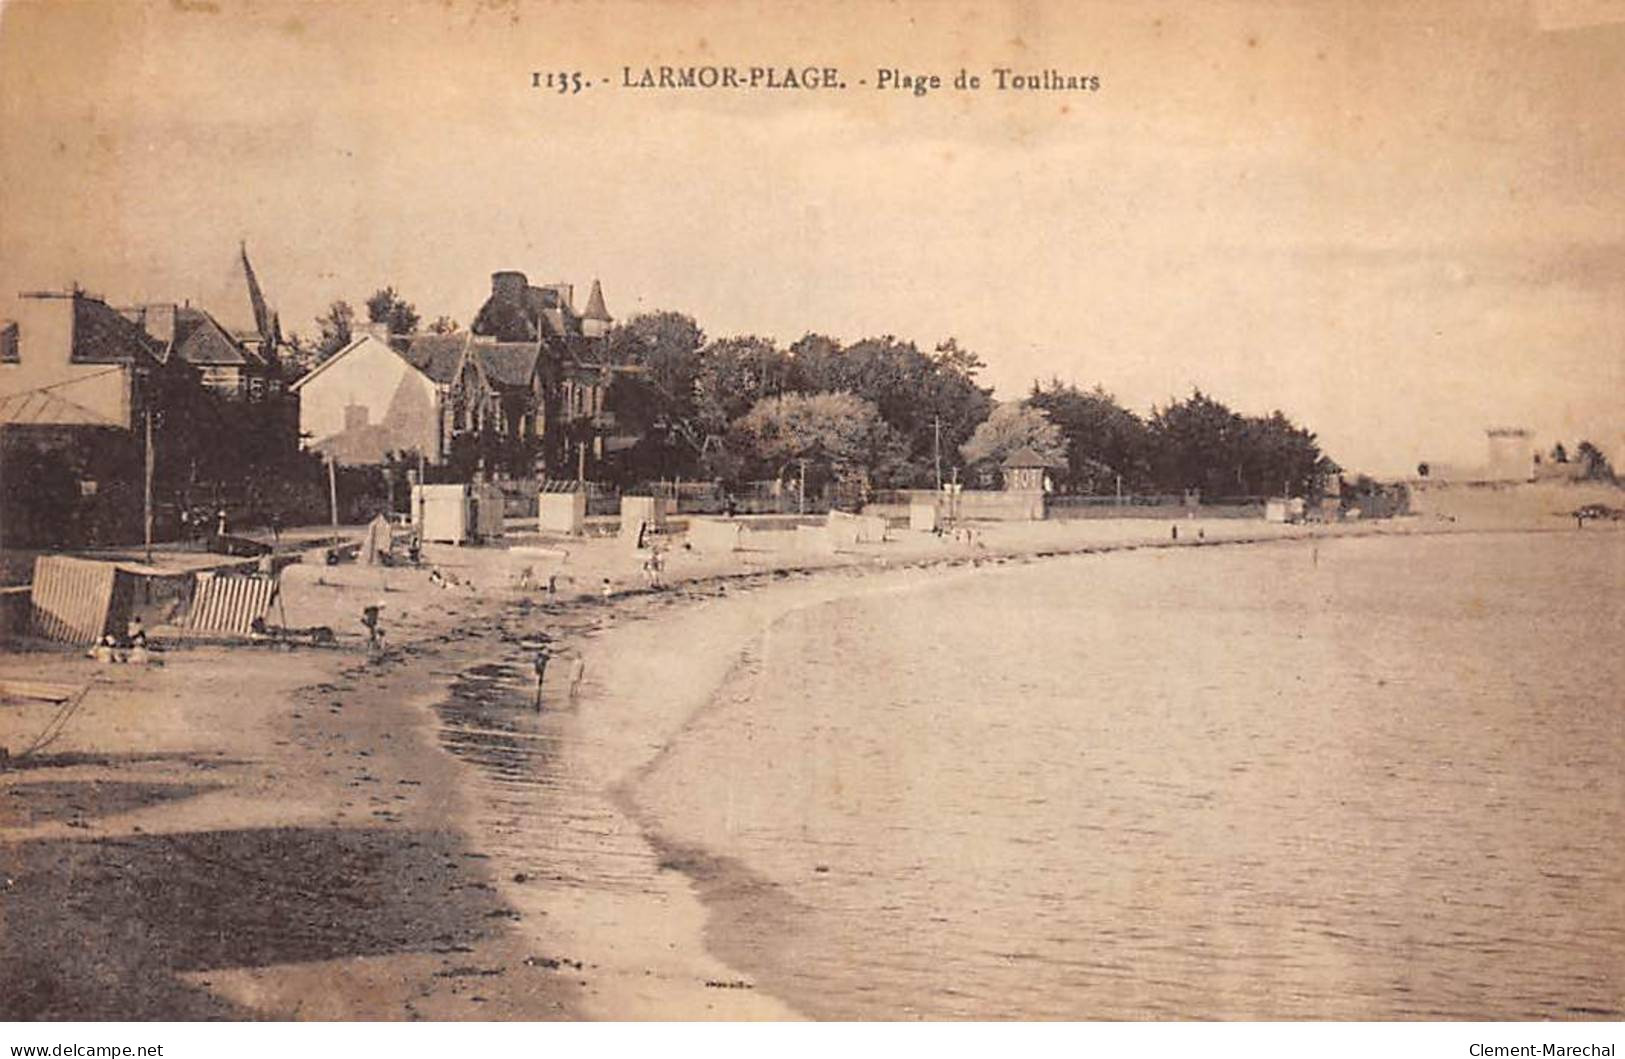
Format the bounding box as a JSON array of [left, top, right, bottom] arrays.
[[2, 0, 1622, 475]]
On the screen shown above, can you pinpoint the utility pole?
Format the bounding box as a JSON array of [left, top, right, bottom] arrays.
[[327, 455, 339, 529], [143, 405, 155, 563], [933, 415, 943, 491]]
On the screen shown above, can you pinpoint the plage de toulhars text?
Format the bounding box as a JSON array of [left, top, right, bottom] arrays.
[[532, 66, 1101, 96]]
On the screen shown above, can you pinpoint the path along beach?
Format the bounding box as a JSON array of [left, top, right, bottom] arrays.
[[2, 495, 1621, 1020]]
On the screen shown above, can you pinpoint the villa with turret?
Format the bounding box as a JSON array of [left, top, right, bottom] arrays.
[[291, 270, 637, 479]]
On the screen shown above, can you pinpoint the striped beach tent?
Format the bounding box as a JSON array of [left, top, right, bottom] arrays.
[[29, 555, 138, 645], [187, 571, 279, 636]]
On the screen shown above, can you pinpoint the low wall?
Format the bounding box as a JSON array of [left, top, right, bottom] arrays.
[[867, 489, 1044, 523], [827, 510, 889, 545]]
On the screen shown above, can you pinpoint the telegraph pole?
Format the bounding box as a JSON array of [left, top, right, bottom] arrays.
[[327, 455, 339, 529], [143, 405, 155, 563], [933, 415, 942, 491]]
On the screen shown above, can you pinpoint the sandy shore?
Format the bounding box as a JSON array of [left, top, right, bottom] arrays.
[[3, 488, 1618, 1020]]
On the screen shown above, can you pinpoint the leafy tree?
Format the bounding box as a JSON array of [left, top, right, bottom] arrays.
[[1028, 380, 1153, 493], [314, 300, 354, 362], [365, 287, 420, 335], [1148, 390, 1332, 498], [783, 333, 993, 486], [1575, 440, 1616, 481], [960, 402, 1067, 474], [603, 311, 705, 443], [729, 392, 907, 506], [695, 335, 791, 435], [427, 315, 459, 334], [279, 331, 318, 378]]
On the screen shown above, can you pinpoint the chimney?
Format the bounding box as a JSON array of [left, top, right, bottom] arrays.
[[547, 283, 575, 312], [139, 303, 176, 345], [491, 270, 529, 305]]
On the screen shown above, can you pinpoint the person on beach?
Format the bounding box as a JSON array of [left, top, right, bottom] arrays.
[[568, 651, 586, 703], [532, 644, 550, 710], [361, 604, 383, 654]]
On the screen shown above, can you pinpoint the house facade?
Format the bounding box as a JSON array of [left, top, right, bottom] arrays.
[[0, 288, 216, 548], [290, 326, 446, 465], [0, 289, 179, 431], [293, 269, 636, 478]]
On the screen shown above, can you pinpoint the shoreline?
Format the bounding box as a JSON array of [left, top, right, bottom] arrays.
[[3, 512, 1616, 1019]]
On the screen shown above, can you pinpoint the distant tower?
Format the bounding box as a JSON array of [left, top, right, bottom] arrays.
[[581, 278, 612, 338], [1485, 427, 1534, 482]]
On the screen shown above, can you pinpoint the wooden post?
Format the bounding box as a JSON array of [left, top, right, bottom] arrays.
[[933, 415, 942, 491], [328, 455, 339, 529], [143, 405, 155, 563]]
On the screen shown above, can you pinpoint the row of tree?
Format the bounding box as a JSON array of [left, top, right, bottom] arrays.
[[596, 312, 1337, 500], [600, 314, 997, 496]]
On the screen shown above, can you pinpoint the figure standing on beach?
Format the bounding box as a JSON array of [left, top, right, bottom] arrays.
[[533, 644, 551, 710], [568, 652, 586, 703], [361, 604, 383, 655]]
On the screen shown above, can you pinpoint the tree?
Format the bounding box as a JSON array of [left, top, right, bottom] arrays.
[[1028, 380, 1153, 493], [1552, 442, 1569, 464], [427, 315, 459, 334], [784, 333, 993, 486], [695, 335, 791, 435], [1148, 390, 1333, 498], [729, 392, 907, 506], [314, 300, 355, 362], [1575, 440, 1616, 481], [365, 287, 420, 336], [602, 311, 707, 468], [280, 331, 318, 378], [960, 402, 1067, 473]]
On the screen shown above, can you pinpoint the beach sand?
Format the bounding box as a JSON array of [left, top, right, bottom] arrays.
[[2, 489, 1617, 1020]]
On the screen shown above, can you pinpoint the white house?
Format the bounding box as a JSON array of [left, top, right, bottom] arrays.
[[289, 325, 445, 465]]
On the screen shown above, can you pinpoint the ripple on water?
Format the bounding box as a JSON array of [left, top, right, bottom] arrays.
[[635, 532, 1625, 1019]]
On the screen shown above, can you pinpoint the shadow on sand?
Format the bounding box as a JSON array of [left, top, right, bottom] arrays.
[[1, 824, 509, 1019]]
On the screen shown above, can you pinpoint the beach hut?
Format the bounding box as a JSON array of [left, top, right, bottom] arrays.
[[361, 514, 393, 564], [1001, 448, 1054, 493], [29, 555, 140, 645], [414, 483, 476, 544]]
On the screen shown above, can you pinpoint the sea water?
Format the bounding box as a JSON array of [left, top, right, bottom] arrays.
[[635, 532, 1625, 1019]]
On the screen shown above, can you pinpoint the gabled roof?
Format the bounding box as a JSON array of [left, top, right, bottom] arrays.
[[69, 296, 164, 366], [172, 306, 266, 368], [290, 332, 421, 392], [397, 333, 471, 385], [475, 342, 542, 388], [1003, 446, 1056, 469]]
